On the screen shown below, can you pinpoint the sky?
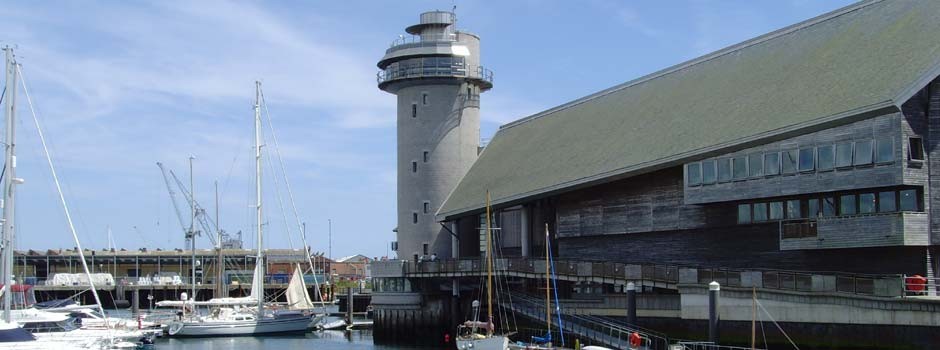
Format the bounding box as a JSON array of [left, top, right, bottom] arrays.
[[3, 0, 856, 259]]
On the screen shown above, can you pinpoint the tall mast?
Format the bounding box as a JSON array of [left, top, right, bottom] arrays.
[[545, 223, 551, 334], [215, 180, 224, 299], [1, 46, 18, 323], [189, 155, 196, 301], [485, 191, 493, 335], [254, 80, 264, 316]]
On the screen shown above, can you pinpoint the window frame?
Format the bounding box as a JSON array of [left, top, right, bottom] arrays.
[[764, 152, 780, 176], [423, 201, 430, 214], [769, 202, 784, 220], [732, 156, 748, 180], [411, 161, 418, 173], [687, 162, 702, 187], [717, 158, 732, 183], [816, 144, 835, 171], [858, 193, 876, 214], [854, 139, 874, 166], [423, 151, 429, 163], [781, 149, 798, 175], [874, 137, 894, 164], [702, 159, 717, 185], [752, 203, 768, 222], [839, 194, 857, 216], [748, 153, 763, 177], [798, 147, 815, 172], [878, 191, 896, 213], [422, 92, 429, 105], [909, 137, 925, 162], [411, 103, 418, 118], [737, 204, 752, 224], [899, 189, 919, 212], [835, 142, 854, 168]]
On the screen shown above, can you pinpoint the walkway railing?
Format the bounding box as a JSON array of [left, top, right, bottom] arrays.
[[381, 257, 905, 297]]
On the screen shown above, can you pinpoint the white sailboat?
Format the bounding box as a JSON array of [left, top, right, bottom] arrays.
[[162, 81, 312, 337], [457, 191, 511, 350]]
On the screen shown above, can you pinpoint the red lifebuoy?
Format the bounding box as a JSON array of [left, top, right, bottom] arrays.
[[906, 274, 927, 292], [629, 332, 642, 348]]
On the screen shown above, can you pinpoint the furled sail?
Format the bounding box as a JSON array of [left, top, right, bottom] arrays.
[[285, 263, 313, 310], [249, 257, 264, 301]]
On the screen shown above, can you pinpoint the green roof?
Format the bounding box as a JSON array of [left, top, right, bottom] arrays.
[[438, 0, 940, 219]]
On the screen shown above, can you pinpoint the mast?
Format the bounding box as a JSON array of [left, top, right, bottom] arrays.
[[189, 155, 196, 301], [485, 191, 493, 335], [545, 223, 551, 335], [254, 80, 264, 316], [215, 180, 224, 299], [1, 46, 18, 323]]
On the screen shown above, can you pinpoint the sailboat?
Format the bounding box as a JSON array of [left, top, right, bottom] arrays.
[[161, 81, 312, 336], [457, 191, 511, 350], [510, 224, 567, 350]]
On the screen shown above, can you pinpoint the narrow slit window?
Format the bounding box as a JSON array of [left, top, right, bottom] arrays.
[[909, 137, 925, 161], [423, 151, 429, 163], [413, 212, 419, 224], [854, 140, 873, 165], [411, 103, 417, 118], [422, 93, 428, 105], [423, 202, 430, 214], [412, 161, 417, 173]]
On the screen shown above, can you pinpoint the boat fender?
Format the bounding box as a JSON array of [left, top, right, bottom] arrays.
[[629, 332, 642, 348]]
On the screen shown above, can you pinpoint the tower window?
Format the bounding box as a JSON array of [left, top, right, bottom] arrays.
[[413, 212, 418, 224], [909, 137, 925, 161], [422, 93, 428, 105], [411, 103, 417, 118], [412, 161, 417, 173], [423, 201, 430, 214], [423, 151, 429, 163]]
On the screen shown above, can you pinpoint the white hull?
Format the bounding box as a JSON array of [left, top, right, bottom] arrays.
[[167, 315, 311, 337], [457, 335, 510, 350]]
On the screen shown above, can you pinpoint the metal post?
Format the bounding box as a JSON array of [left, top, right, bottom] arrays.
[[132, 288, 140, 316], [189, 155, 196, 300], [1, 46, 18, 323], [346, 286, 354, 326], [520, 206, 530, 257], [626, 282, 637, 325], [708, 281, 720, 344]]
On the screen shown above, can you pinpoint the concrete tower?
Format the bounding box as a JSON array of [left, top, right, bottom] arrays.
[[378, 11, 493, 259]]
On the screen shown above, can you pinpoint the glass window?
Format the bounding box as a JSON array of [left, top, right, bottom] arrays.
[[899, 189, 919, 211], [875, 137, 893, 163], [412, 212, 418, 224], [786, 200, 801, 219], [835, 142, 853, 167], [799, 148, 815, 172], [422, 93, 429, 105], [752, 203, 767, 222], [412, 161, 417, 173], [822, 197, 836, 216], [702, 160, 717, 184], [764, 152, 780, 176], [737, 204, 751, 224], [732, 157, 747, 180], [769, 202, 784, 220], [909, 137, 925, 161], [781, 150, 798, 174], [817, 145, 834, 171], [748, 154, 763, 177], [423, 202, 430, 214], [808, 198, 820, 218], [687, 163, 702, 186], [854, 140, 873, 165], [411, 103, 417, 118], [859, 193, 876, 214], [717, 159, 732, 182], [839, 194, 856, 215], [423, 151, 429, 163], [878, 191, 896, 212]]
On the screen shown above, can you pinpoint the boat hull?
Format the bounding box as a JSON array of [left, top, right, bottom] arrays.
[[457, 335, 510, 350], [167, 316, 311, 337]]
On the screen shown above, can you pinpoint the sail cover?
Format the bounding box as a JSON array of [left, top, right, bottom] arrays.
[[249, 257, 264, 301], [285, 263, 313, 310]]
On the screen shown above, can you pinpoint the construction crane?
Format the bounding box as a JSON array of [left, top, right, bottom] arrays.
[[156, 162, 216, 247], [168, 169, 219, 248]]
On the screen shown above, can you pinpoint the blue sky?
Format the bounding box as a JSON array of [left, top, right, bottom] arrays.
[[5, 0, 855, 259]]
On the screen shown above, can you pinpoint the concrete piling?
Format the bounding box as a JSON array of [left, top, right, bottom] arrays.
[[626, 282, 637, 325], [708, 281, 720, 344]]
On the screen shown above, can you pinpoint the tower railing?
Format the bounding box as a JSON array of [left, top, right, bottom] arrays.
[[389, 33, 457, 48], [377, 64, 493, 86]]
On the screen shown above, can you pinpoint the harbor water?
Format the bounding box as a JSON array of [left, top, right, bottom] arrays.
[[156, 330, 428, 350]]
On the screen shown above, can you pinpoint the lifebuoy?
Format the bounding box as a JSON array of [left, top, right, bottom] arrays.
[[906, 274, 927, 293], [629, 332, 642, 348]]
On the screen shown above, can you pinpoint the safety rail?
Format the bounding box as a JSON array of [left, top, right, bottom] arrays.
[[508, 293, 668, 349], [388, 33, 457, 48], [385, 257, 905, 297], [377, 64, 493, 86], [901, 274, 938, 297]]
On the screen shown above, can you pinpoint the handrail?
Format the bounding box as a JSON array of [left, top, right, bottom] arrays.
[[389, 33, 457, 48], [378, 64, 493, 85]]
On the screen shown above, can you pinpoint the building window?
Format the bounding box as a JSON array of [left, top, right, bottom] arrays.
[[798, 147, 815, 172], [835, 142, 853, 168], [769, 202, 784, 220], [878, 191, 896, 212], [786, 200, 801, 219], [839, 194, 856, 215], [764, 152, 780, 176], [752, 203, 767, 222], [423, 151, 429, 163], [781, 150, 798, 174], [702, 160, 717, 184], [807, 198, 820, 218], [687, 162, 702, 186], [412, 103, 417, 118], [732, 156, 747, 180], [412, 161, 417, 173], [899, 189, 919, 211], [822, 197, 836, 216], [423, 201, 430, 214], [859, 193, 876, 214], [817, 145, 834, 171], [422, 93, 429, 105], [737, 204, 751, 224], [909, 137, 925, 161], [413, 212, 418, 224], [875, 137, 893, 163], [748, 153, 763, 177], [422, 243, 429, 255], [854, 140, 873, 165], [717, 158, 732, 183]]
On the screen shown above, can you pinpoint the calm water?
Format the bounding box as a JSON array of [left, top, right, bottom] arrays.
[[156, 330, 430, 350]]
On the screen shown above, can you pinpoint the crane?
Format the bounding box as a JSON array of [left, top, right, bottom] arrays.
[[156, 162, 216, 248]]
